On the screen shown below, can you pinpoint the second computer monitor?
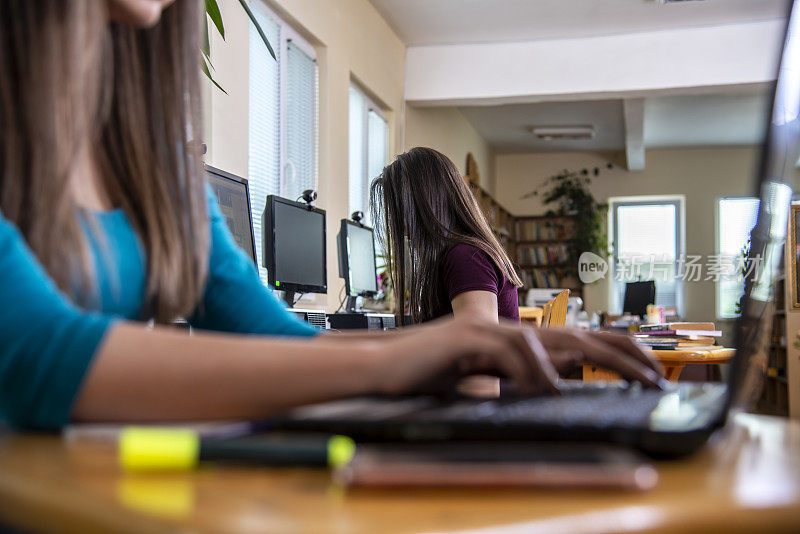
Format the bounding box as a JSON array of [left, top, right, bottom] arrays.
[[262, 195, 327, 305], [206, 165, 257, 264], [338, 219, 378, 298]]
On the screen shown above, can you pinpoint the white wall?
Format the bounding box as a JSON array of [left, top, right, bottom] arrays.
[[204, 0, 251, 178]]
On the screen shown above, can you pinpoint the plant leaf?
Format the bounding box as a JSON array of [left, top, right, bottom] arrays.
[[238, 0, 276, 60], [202, 13, 210, 57], [201, 55, 227, 94], [205, 0, 225, 40], [201, 49, 215, 72]]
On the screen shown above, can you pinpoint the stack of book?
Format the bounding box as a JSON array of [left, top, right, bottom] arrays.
[[632, 322, 722, 350]]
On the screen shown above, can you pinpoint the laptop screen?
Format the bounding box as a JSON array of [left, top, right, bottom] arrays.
[[729, 0, 800, 412]]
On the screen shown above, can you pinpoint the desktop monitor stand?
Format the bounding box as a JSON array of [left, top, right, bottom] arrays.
[[283, 291, 297, 308], [344, 295, 360, 313]]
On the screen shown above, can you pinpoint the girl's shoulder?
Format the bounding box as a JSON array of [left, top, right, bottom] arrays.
[[444, 242, 496, 270]]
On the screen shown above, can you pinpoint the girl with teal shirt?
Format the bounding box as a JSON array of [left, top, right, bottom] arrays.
[[0, 0, 661, 430]]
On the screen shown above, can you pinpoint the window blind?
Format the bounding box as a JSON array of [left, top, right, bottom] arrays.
[[611, 200, 682, 313], [348, 84, 388, 228], [247, 9, 281, 283], [717, 197, 759, 318], [284, 42, 317, 201], [348, 87, 366, 218], [366, 110, 388, 226]]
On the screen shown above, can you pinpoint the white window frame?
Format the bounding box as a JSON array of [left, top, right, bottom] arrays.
[[608, 195, 686, 316], [349, 83, 388, 225], [715, 196, 760, 319]]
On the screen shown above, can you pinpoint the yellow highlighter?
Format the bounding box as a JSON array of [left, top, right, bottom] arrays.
[[120, 427, 355, 472]]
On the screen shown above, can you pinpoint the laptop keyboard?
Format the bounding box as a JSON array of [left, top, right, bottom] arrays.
[[414, 383, 669, 429]]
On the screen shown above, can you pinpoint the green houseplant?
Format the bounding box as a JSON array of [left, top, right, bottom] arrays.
[[521, 165, 610, 278]]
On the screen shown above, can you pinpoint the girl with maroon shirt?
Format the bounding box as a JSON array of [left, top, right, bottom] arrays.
[[371, 147, 523, 325]]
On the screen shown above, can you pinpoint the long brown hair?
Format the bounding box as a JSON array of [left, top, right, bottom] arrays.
[[371, 147, 522, 324], [0, 0, 208, 323]]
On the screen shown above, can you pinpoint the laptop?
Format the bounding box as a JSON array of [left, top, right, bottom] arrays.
[[275, 2, 800, 458]]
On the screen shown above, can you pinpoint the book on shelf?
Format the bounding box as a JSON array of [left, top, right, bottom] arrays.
[[515, 219, 575, 241], [519, 269, 561, 289], [517, 243, 570, 266]]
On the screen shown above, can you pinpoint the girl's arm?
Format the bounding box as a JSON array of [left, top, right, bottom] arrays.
[[73, 316, 665, 423], [72, 322, 380, 421], [71, 317, 550, 422], [451, 290, 499, 323]]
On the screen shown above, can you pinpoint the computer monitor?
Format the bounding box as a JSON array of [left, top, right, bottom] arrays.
[[206, 165, 257, 264], [622, 280, 656, 319], [337, 219, 378, 312], [262, 195, 327, 306]]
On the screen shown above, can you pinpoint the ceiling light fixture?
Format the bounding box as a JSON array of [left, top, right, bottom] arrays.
[[531, 125, 595, 141]]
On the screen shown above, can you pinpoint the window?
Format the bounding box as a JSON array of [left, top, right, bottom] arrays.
[[717, 197, 759, 318], [248, 3, 318, 283], [348, 85, 388, 226], [609, 196, 685, 315]]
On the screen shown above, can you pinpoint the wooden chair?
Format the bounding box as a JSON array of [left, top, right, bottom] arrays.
[[548, 289, 570, 327], [518, 306, 543, 326], [541, 301, 553, 327]]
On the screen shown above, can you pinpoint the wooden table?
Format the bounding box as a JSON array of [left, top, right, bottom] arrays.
[[0, 412, 798, 533], [584, 347, 735, 382]]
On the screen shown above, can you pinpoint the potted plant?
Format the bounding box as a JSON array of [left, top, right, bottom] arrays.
[[521, 165, 610, 279]]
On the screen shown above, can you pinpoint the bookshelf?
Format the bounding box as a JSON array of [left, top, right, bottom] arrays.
[[759, 274, 790, 416], [467, 182, 515, 258], [514, 215, 582, 295], [462, 154, 583, 298], [463, 181, 584, 297]]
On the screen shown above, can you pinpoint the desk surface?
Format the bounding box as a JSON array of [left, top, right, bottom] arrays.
[[652, 347, 735, 363], [1, 413, 799, 534]]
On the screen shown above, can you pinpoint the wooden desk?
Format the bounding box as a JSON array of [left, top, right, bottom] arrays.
[[518, 306, 543, 326], [584, 347, 735, 382], [0, 413, 798, 533]]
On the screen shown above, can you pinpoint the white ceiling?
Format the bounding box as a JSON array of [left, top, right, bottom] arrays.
[[644, 92, 771, 148], [459, 100, 625, 153], [457, 89, 771, 153], [370, 0, 791, 46], [375, 0, 786, 156]]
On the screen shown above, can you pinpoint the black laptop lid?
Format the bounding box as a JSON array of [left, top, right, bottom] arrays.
[[728, 0, 800, 412]]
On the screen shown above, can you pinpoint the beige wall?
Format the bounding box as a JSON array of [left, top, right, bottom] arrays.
[[405, 106, 496, 194], [204, 0, 405, 310], [495, 147, 800, 322]]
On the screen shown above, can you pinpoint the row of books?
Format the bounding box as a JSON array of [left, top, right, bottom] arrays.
[[633, 322, 721, 350], [515, 220, 574, 241], [519, 269, 561, 289], [517, 244, 570, 266]]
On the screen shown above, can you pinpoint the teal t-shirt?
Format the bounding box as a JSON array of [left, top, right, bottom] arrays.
[[0, 187, 318, 430]]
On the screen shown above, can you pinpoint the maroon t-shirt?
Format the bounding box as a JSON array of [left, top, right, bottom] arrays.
[[437, 243, 519, 322]]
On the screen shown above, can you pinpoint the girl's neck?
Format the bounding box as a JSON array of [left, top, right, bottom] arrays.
[[71, 143, 113, 211]]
